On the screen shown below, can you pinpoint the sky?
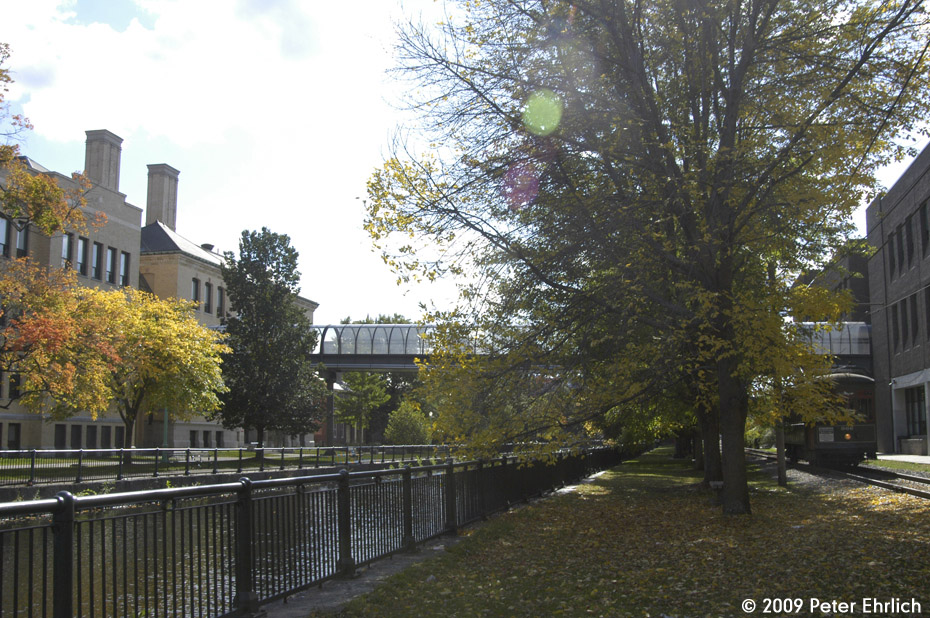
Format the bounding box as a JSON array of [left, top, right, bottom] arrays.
[[1, 1, 928, 325], [0, 0, 455, 324]]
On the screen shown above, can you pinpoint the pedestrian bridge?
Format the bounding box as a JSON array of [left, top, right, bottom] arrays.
[[310, 324, 437, 371]]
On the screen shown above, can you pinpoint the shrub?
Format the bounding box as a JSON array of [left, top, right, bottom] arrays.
[[383, 400, 431, 445]]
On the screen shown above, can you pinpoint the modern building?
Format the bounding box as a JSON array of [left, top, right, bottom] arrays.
[[0, 129, 320, 450], [866, 140, 930, 455]]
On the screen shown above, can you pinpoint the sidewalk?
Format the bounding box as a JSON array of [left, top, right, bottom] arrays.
[[877, 452, 930, 464]]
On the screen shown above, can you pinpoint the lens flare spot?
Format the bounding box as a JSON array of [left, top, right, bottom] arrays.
[[502, 162, 540, 211], [522, 89, 563, 136]]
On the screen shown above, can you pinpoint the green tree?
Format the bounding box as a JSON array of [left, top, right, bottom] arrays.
[[336, 371, 390, 445], [383, 399, 431, 445], [367, 0, 930, 513], [216, 228, 327, 447]]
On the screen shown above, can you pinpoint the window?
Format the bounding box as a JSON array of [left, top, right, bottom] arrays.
[[115, 426, 125, 448], [905, 387, 927, 437], [15, 225, 28, 258], [86, 425, 97, 449], [911, 294, 919, 345], [106, 247, 117, 283], [101, 425, 112, 449], [8, 374, 21, 400], [190, 430, 199, 448], [7, 423, 20, 450], [54, 424, 66, 449], [892, 304, 900, 350], [920, 202, 930, 257], [61, 233, 74, 268], [203, 430, 212, 448], [925, 288, 930, 341], [119, 252, 130, 286], [217, 287, 226, 317], [191, 278, 201, 307], [92, 242, 103, 279], [204, 282, 212, 314], [70, 425, 82, 450], [0, 217, 9, 257], [216, 431, 224, 448], [76, 237, 88, 275], [896, 224, 906, 272], [888, 232, 897, 276], [900, 300, 909, 347], [906, 214, 915, 266]]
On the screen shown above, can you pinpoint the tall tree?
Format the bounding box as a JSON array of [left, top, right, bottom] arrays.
[[216, 228, 327, 447], [366, 0, 930, 513]]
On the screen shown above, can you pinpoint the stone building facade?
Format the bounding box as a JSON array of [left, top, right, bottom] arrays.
[[0, 129, 319, 450], [0, 130, 142, 449]]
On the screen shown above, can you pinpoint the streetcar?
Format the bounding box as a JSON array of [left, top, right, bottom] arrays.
[[785, 323, 878, 466]]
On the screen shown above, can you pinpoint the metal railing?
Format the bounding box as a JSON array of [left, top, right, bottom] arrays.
[[0, 445, 448, 487], [0, 447, 619, 617]]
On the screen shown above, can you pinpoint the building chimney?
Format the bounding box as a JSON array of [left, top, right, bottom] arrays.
[[84, 130, 123, 192], [146, 163, 180, 231]]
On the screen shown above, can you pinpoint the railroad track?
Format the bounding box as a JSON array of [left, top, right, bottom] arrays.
[[745, 448, 930, 500]]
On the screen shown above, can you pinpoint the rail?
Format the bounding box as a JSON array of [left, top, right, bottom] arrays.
[[0, 445, 448, 487], [0, 447, 621, 617], [746, 448, 930, 499]]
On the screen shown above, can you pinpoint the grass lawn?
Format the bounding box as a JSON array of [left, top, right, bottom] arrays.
[[315, 448, 930, 617], [863, 459, 930, 475]]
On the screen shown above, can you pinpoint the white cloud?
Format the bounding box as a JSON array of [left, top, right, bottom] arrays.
[[1, 0, 460, 323]]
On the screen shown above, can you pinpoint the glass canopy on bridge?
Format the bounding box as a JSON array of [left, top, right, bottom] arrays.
[[797, 322, 871, 356], [311, 324, 435, 356]]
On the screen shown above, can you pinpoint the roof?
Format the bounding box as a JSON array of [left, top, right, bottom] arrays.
[[15, 156, 51, 173], [140, 221, 225, 267], [140, 220, 319, 310]]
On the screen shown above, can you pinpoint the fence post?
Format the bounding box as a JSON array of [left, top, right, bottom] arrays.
[[238, 448, 243, 474], [185, 449, 191, 476], [52, 491, 75, 618], [444, 459, 457, 535], [29, 450, 36, 486], [213, 448, 219, 475], [76, 449, 83, 484], [154, 448, 160, 477], [402, 465, 416, 552], [234, 478, 262, 616], [280, 448, 285, 470], [477, 461, 487, 520], [336, 469, 356, 577], [117, 448, 124, 480]]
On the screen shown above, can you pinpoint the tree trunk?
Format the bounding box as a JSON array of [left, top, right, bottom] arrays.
[[718, 358, 751, 515], [693, 430, 704, 471], [775, 419, 787, 487], [696, 402, 722, 486], [255, 426, 265, 462], [673, 430, 692, 459]]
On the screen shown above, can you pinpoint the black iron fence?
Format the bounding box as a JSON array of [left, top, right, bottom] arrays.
[[0, 445, 448, 487], [0, 447, 620, 618]]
